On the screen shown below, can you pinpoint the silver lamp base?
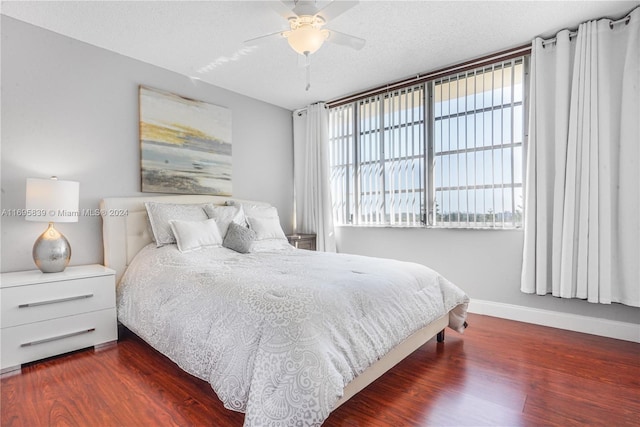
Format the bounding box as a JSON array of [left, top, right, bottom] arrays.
[[33, 222, 71, 273]]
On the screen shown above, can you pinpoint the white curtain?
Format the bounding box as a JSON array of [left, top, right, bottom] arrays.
[[292, 103, 337, 252], [522, 7, 639, 307]]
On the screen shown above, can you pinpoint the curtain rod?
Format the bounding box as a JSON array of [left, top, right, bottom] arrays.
[[608, 13, 634, 28], [540, 31, 577, 47], [293, 102, 328, 116], [327, 43, 531, 108], [540, 9, 635, 47]]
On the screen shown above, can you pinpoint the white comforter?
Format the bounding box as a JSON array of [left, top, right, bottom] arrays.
[[117, 241, 468, 426]]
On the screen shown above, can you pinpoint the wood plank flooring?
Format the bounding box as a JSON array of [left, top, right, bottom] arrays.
[[2, 313, 639, 426]]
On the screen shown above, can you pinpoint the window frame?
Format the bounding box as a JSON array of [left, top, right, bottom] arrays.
[[328, 55, 529, 230]]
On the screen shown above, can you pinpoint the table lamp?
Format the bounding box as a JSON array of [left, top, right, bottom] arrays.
[[25, 177, 79, 273]]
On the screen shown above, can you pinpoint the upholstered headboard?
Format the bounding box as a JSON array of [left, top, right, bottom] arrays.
[[100, 195, 271, 284]]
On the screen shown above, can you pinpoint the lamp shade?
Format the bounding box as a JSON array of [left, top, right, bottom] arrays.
[[25, 177, 79, 223]]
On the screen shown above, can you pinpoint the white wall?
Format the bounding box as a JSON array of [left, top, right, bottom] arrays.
[[336, 225, 639, 326], [1, 16, 293, 272]]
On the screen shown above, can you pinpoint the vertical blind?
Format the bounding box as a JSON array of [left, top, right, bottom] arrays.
[[432, 57, 525, 228], [330, 85, 425, 226], [329, 103, 355, 225], [329, 56, 526, 228]]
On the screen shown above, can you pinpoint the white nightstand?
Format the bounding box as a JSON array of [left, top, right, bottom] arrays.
[[0, 264, 117, 373]]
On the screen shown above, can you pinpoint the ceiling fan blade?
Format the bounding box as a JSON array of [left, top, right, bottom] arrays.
[[244, 31, 287, 47], [268, 1, 298, 20], [326, 30, 366, 50], [292, 1, 321, 17], [316, 1, 359, 22]]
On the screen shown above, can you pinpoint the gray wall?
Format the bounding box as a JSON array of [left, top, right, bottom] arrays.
[[1, 16, 293, 272], [3, 16, 636, 326], [336, 225, 639, 324]]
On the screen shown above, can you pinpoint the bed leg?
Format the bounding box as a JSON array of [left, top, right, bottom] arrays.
[[436, 329, 445, 343]]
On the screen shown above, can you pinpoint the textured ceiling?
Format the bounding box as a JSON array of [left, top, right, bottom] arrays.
[[2, 0, 637, 110]]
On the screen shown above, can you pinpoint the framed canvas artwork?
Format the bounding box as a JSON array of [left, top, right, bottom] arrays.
[[139, 86, 232, 195]]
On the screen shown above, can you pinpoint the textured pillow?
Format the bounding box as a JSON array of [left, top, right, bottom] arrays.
[[246, 216, 287, 241], [223, 222, 256, 253], [245, 205, 279, 219], [226, 201, 277, 219], [203, 205, 247, 236], [169, 218, 223, 253], [145, 202, 209, 247]]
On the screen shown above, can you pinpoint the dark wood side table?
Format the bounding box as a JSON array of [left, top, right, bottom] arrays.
[[286, 234, 317, 251]]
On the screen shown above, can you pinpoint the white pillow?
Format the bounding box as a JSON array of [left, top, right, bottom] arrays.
[[145, 202, 209, 247], [245, 205, 279, 219], [226, 201, 277, 219], [203, 205, 247, 236], [246, 216, 287, 241], [169, 218, 223, 253]]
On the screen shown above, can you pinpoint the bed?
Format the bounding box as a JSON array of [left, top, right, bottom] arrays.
[[100, 195, 469, 426]]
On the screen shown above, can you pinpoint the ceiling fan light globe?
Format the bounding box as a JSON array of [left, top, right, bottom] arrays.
[[287, 25, 327, 55]]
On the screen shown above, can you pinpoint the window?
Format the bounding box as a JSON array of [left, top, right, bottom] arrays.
[[432, 58, 526, 227], [330, 85, 425, 226], [329, 56, 527, 229]]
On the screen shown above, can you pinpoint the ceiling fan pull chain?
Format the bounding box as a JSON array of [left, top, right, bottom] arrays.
[[305, 53, 311, 91]]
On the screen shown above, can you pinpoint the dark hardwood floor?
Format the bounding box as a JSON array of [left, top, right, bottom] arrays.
[[2, 313, 639, 426]]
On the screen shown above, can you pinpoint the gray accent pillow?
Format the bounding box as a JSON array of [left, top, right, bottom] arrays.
[[223, 222, 256, 254]]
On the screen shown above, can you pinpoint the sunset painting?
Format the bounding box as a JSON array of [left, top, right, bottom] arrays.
[[139, 86, 232, 195]]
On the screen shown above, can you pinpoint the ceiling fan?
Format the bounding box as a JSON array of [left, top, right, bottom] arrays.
[[245, 0, 366, 90]]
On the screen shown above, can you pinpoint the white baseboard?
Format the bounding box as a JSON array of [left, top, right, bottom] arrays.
[[468, 299, 640, 343]]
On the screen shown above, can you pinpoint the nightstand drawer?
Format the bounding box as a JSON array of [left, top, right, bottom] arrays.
[[286, 234, 317, 251], [0, 308, 117, 371], [294, 239, 316, 250], [1, 275, 115, 328]]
